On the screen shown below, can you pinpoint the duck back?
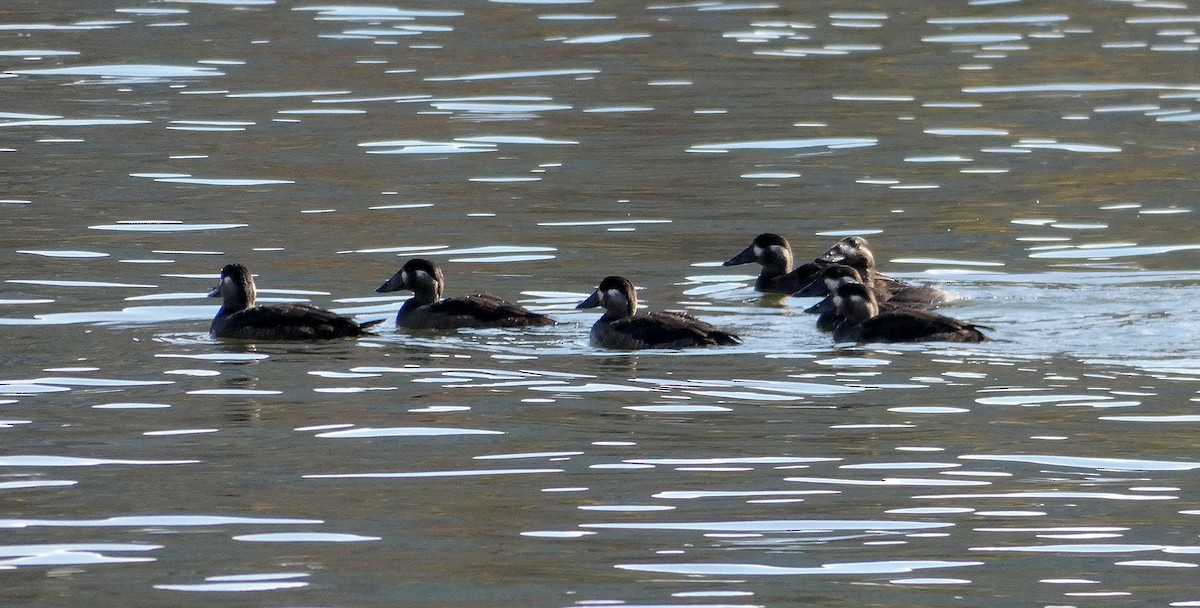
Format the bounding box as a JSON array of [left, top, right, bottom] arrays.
[[591, 311, 741, 349], [397, 294, 556, 330], [884, 283, 955, 307], [834, 308, 986, 343], [811, 298, 914, 333], [757, 261, 827, 294], [212, 304, 381, 340]]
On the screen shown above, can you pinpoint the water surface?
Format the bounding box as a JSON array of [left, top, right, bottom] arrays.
[[1, 0, 1199, 606]]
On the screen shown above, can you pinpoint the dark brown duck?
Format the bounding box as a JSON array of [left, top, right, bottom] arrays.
[[375, 258, 555, 330], [723, 233, 830, 294], [801, 265, 913, 332], [208, 263, 381, 340], [806, 236, 953, 307], [576, 276, 741, 350], [831, 282, 987, 344]]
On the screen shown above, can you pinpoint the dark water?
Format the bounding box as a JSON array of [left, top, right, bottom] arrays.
[[2, 0, 1199, 606]]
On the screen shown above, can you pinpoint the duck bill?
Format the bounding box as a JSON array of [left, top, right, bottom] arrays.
[[206, 285, 221, 298], [793, 276, 829, 297], [375, 272, 404, 293], [804, 296, 835, 314], [816, 246, 848, 263], [723, 244, 757, 266], [576, 289, 602, 309]]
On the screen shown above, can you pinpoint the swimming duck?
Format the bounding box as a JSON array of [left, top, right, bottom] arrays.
[[723, 233, 830, 294], [576, 276, 741, 349], [375, 258, 555, 330], [810, 236, 952, 307], [831, 283, 987, 343], [801, 265, 924, 332], [208, 263, 381, 340], [799, 265, 887, 332]]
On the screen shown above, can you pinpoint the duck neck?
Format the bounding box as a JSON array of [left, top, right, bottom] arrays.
[[406, 283, 440, 307], [602, 298, 635, 321], [217, 282, 253, 317], [847, 259, 876, 283], [847, 297, 879, 324], [760, 252, 792, 279]]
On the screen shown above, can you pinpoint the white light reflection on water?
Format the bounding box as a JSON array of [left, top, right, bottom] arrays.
[[959, 455, 1200, 471], [305, 468, 562, 479], [0, 456, 196, 466], [0, 515, 322, 528], [7, 64, 222, 78], [615, 559, 983, 576], [231, 532, 380, 542], [581, 520, 953, 532]]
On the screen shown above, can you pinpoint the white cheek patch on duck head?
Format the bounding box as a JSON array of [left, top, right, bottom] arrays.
[[605, 288, 624, 303], [829, 275, 856, 290], [769, 244, 792, 267], [415, 269, 432, 283]]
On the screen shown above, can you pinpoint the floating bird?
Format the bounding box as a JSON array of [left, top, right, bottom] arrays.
[[808, 236, 952, 307], [830, 283, 987, 343], [723, 233, 830, 294], [375, 258, 555, 330], [576, 276, 741, 349], [208, 263, 381, 340], [799, 265, 911, 332]]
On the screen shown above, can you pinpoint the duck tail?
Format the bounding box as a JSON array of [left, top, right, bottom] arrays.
[[714, 331, 742, 346], [358, 318, 387, 331]]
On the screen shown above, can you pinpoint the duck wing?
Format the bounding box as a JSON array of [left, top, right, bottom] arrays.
[[427, 294, 556, 326], [613, 311, 741, 347], [859, 309, 986, 343], [216, 304, 374, 340], [885, 284, 953, 307]]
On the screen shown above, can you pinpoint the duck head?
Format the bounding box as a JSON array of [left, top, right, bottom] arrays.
[[832, 282, 880, 325], [723, 233, 793, 273], [208, 263, 256, 314], [794, 264, 864, 297], [817, 236, 876, 277], [576, 276, 637, 319], [376, 258, 445, 302]]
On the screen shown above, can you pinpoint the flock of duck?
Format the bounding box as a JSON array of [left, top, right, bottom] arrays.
[[207, 234, 989, 348]]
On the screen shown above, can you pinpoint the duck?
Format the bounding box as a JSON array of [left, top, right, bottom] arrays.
[[797, 265, 896, 332], [723, 233, 830, 294], [810, 236, 952, 307], [575, 276, 741, 349], [830, 282, 987, 344], [208, 263, 382, 340], [374, 258, 555, 330], [801, 265, 924, 332]]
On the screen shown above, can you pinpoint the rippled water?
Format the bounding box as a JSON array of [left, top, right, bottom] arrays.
[[2, 0, 1200, 606]]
